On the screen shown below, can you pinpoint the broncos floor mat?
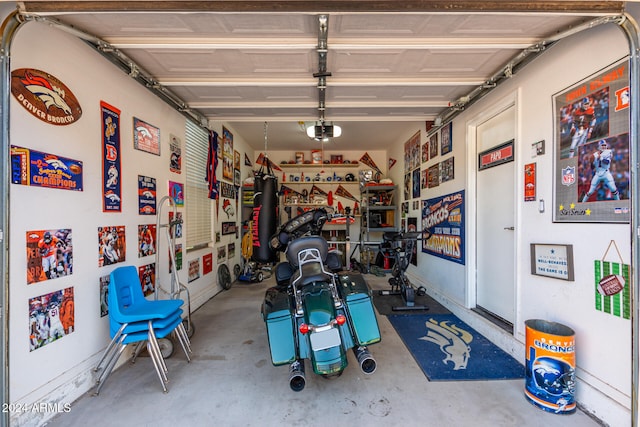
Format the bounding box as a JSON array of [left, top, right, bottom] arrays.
[[388, 314, 524, 381]]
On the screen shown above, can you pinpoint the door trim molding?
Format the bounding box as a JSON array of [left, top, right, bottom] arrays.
[[465, 91, 519, 313]]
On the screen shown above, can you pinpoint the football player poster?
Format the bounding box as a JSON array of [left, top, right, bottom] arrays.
[[26, 228, 73, 284], [553, 59, 630, 223], [188, 258, 200, 283], [98, 225, 126, 267], [99, 275, 109, 317], [29, 287, 75, 351], [138, 224, 157, 257], [138, 263, 156, 297]]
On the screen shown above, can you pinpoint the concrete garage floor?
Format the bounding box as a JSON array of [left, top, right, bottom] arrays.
[[47, 273, 601, 427]]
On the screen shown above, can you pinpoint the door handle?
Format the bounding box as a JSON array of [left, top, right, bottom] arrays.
[[504, 226, 514, 230]]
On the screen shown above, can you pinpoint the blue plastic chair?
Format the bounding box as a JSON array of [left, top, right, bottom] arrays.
[[94, 266, 191, 394]]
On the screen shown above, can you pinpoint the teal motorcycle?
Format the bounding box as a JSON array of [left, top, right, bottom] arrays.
[[261, 208, 381, 391]]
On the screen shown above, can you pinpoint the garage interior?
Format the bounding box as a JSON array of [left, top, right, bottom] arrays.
[[2, 1, 640, 426]]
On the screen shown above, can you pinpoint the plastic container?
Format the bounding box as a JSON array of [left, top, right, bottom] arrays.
[[524, 319, 576, 414]]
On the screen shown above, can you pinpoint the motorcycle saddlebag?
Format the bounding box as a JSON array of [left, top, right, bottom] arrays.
[[262, 287, 296, 365], [336, 273, 381, 346]]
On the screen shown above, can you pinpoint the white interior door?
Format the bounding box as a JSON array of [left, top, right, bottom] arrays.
[[476, 106, 516, 324]]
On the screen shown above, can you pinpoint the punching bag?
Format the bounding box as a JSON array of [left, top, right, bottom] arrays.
[[252, 157, 278, 263]]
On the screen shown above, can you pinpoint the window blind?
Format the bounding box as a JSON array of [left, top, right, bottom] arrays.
[[185, 121, 212, 249]]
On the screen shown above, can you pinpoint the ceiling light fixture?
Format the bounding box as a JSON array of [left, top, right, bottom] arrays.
[[306, 121, 342, 140]]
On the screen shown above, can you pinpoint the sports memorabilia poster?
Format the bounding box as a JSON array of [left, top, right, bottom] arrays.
[[29, 287, 75, 352], [11, 146, 83, 191], [168, 211, 183, 238], [422, 190, 465, 265], [407, 217, 418, 266], [594, 240, 630, 319], [169, 181, 184, 207], [403, 173, 410, 200], [221, 221, 237, 235], [524, 163, 536, 202], [99, 275, 109, 317], [11, 68, 82, 125], [133, 117, 160, 156], [403, 132, 420, 173], [440, 157, 455, 183], [217, 245, 227, 262], [98, 225, 126, 267], [441, 122, 453, 155], [139, 263, 156, 296], [412, 168, 420, 199], [188, 258, 200, 283], [169, 134, 182, 173], [170, 243, 183, 273], [220, 181, 236, 199], [101, 101, 122, 212], [138, 224, 157, 257], [203, 253, 213, 275], [553, 59, 630, 223], [427, 164, 440, 188], [138, 175, 157, 215], [222, 126, 234, 181], [26, 229, 73, 284], [429, 131, 439, 159]]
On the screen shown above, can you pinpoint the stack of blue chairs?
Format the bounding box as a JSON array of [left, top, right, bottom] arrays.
[[94, 265, 192, 394]]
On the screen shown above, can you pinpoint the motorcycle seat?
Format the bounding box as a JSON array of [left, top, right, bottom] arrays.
[[291, 262, 333, 288], [286, 236, 328, 267], [275, 262, 294, 287], [326, 252, 342, 272]]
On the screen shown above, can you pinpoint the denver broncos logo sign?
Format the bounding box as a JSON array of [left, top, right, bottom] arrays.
[[11, 68, 82, 125]]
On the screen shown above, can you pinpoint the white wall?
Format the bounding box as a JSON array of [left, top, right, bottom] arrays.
[[6, 19, 243, 426], [386, 20, 634, 426]]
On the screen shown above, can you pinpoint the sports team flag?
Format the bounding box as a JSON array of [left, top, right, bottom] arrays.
[[359, 152, 381, 173], [11, 146, 83, 191], [101, 101, 122, 212], [138, 175, 157, 215], [335, 184, 358, 202], [280, 185, 303, 197], [310, 185, 328, 196], [255, 152, 283, 171], [206, 130, 219, 200]]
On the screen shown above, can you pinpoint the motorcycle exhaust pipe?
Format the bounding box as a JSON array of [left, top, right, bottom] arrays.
[[289, 360, 306, 392], [354, 346, 377, 374]]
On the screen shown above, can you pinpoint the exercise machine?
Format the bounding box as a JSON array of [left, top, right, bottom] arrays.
[[378, 230, 432, 311]]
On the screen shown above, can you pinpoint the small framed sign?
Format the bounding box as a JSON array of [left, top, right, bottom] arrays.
[[478, 139, 514, 171], [530, 243, 575, 281]]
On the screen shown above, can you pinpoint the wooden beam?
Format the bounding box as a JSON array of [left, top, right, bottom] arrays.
[[21, 1, 624, 15]]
